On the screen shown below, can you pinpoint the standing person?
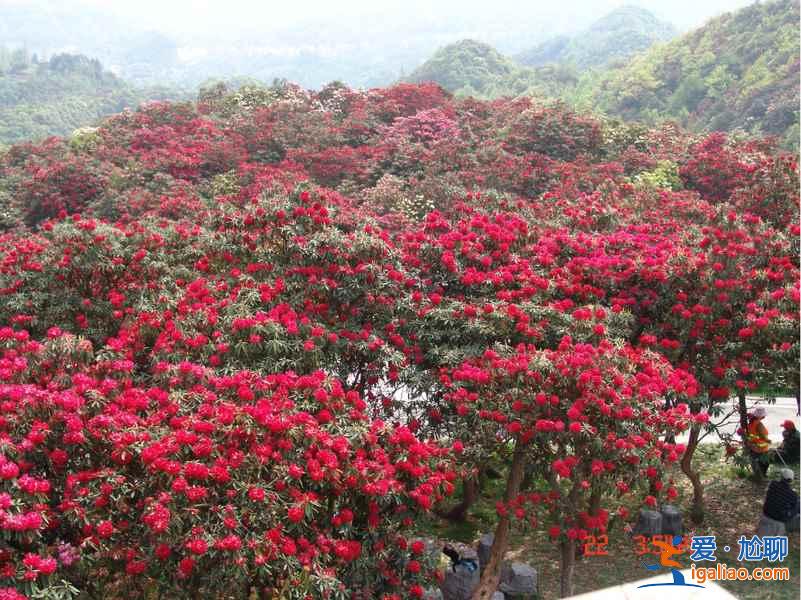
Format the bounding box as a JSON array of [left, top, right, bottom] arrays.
[[746, 407, 771, 477]]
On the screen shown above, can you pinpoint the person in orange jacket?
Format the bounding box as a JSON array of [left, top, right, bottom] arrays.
[[746, 406, 771, 477]]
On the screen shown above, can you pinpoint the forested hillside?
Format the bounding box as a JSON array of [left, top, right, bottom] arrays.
[[404, 39, 579, 99], [516, 5, 676, 69], [404, 40, 517, 95], [0, 49, 179, 145], [581, 0, 800, 148], [579, 0, 799, 147], [405, 7, 676, 99], [407, 0, 800, 149]]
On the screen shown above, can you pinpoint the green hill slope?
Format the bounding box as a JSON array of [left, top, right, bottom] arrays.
[[404, 39, 519, 95], [403, 39, 578, 99], [517, 5, 677, 69], [0, 49, 178, 144], [583, 0, 800, 147]]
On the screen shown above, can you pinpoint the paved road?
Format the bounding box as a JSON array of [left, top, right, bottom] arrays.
[[566, 569, 737, 599], [676, 396, 799, 446]]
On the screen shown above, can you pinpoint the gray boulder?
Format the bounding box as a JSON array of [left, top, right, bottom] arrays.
[[491, 593, 506, 600], [633, 509, 663, 537], [441, 563, 480, 600], [660, 504, 683, 536], [757, 514, 787, 536], [499, 562, 537, 598], [787, 514, 799, 533]]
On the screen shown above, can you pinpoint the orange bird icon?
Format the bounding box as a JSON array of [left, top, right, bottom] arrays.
[[652, 536, 684, 568]]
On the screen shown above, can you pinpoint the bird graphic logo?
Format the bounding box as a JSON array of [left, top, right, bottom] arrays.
[[638, 535, 705, 589]]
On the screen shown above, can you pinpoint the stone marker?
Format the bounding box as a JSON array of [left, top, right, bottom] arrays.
[[633, 509, 663, 537], [757, 514, 787, 536], [441, 563, 480, 600], [660, 504, 683, 536], [477, 533, 494, 569], [498, 562, 537, 598]]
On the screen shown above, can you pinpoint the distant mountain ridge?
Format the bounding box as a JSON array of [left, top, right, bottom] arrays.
[[516, 5, 677, 69], [404, 0, 799, 149], [584, 0, 800, 148], [0, 48, 179, 145], [404, 6, 678, 98], [404, 40, 520, 96], [403, 39, 582, 100]]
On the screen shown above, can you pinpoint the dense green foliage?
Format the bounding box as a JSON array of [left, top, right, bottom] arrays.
[[578, 0, 800, 149], [405, 40, 517, 95], [0, 49, 180, 144], [403, 40, 578, 100], [516, 5, 676, 69]]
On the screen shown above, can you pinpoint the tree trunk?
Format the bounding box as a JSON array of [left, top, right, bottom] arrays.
[[737, 392, 749, 442], [680, 423, 704, 523], [560, 538, 577, 598], [736, 391, 763, 481], [470, 444, 527, 600], [442, 470, 481, 522], [578, 489, 603, 560], [663, 395, 676, 444]]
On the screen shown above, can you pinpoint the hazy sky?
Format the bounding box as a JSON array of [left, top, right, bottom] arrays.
[[0, 0, 764, 87], [45, 0, 757, 35]]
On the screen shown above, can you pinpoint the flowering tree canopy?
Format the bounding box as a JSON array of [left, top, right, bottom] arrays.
[[0, 81, 797, 599]]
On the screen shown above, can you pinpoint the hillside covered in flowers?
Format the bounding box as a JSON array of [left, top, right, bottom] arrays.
[[0, 82, 797, 599]]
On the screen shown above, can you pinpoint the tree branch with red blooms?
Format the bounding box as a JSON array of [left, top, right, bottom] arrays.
[[440, 337, 698, 598]]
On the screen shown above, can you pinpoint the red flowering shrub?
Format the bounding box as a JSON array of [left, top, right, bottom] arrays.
[[5, 141, 108, 227], [0, 331, 452, 598], [678, 132, 760, 202], [0, 81, 797, 599], [441, 339, 698, 596]]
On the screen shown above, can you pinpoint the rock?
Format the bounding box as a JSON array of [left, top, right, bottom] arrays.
[[477, 533, 494, 569], [787, 514, 799, 533], [660, 504, 683, 536], [633, 509, 663, 537], [491, 593, 506, 600], [440, 563, 480, 600], [424, 588, 444, 600], [498, 562, 537, 598], [757, 514, 787, 536]]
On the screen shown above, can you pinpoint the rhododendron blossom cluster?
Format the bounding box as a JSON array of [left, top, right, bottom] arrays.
[[0, 81, 797, 598]]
